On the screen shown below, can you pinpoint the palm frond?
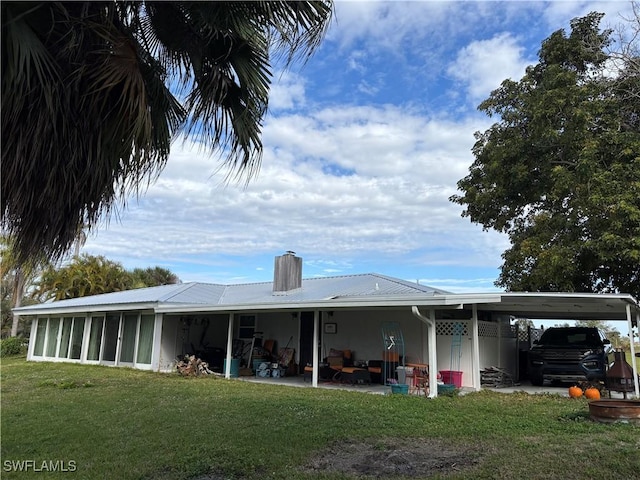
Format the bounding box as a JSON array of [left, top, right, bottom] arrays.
[[1, 1, 333, 263]]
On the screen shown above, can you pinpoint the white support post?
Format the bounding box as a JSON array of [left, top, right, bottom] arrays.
[[80, 315, 91, 364], [411, 306, 438, 398], [428, 309, 438, 398], [312, 310, 320, 387], [151, 313, 163, 372], [27, 318, 37, 360], [225, 313, 234, 379], [471, 305, 481, 391], [626, 305, 639, 398]]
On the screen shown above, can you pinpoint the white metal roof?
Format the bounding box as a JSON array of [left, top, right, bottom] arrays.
[[13, 273, 640, 321]]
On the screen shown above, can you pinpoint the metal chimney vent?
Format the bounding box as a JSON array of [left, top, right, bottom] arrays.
[[273, 252, 302, 293]]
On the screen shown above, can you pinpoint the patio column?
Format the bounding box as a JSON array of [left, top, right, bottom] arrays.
[[471, 305, 481, 391], [225, 313, 234, 379], [150, 313, 163, 372], [312, 310, 320, 387], [411, 306, 438, 398], [626, 305, 639, 398], [26, 318, 37, 361]]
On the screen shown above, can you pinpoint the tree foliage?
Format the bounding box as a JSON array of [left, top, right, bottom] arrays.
[[1, 1, 333, 264], [35, 254, 180, 302], [451, 13, 640, 298], [36, 255, 133, 301], [131, 266, 180, 288], [1, 236, 47, 337]]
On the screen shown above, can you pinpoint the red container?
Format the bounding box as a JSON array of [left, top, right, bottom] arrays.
[[440, 370, 463, 388]]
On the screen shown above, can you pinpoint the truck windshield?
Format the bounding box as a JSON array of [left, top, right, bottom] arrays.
[[538, 328, 602, 346]]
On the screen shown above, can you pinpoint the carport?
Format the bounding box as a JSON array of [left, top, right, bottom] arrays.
[[442, 292, 640, 398]]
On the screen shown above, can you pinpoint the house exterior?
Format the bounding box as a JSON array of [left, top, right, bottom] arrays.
[[16, 253, 640, 397]]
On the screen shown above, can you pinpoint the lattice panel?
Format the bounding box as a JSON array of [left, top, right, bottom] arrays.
[[479, 321, 499, 337], [436, 321, 468, 336], [517, 326, 544, 343]]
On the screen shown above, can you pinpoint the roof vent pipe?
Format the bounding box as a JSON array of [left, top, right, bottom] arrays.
[[273, 252, 302, 293]]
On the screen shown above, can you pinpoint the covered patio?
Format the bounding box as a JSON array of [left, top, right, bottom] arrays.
[[159, 291, 640, 399]]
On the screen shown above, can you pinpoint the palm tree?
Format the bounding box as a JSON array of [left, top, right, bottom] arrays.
[[1, 1, 333, 263], [36, 254, 134, 301]]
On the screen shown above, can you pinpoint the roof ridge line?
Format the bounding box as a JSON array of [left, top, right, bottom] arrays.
[[159, 282, 200, 302]]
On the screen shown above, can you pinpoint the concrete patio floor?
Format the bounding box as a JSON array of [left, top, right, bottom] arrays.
[[237, 374, 636, 399]]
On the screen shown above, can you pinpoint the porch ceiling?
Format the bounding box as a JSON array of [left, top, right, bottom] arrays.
[[468, 293, 639, 321]]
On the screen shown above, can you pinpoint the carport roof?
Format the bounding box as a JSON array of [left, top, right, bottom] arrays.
[[14, 273, 640, 321]]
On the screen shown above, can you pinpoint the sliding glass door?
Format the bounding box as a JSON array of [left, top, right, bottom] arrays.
[[102, 314, 120, 363], [136, 315, 155, 365], [119, 314, 138, 364], [58, 318, 73, 359], [30, 312, 154, 368], [87, 316, 104, 361]]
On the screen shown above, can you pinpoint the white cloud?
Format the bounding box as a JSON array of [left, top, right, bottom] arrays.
[[83, 102, 502, 282], [268, 71, 306, 111], [447, 33, 532, 103]]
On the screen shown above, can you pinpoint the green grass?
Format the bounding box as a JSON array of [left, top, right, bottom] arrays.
[[1, 356, 639, 479]]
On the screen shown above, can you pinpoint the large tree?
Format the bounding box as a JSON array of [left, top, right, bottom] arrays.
[[0, 236, 48, 337], [35, 254, 180, 302], [1, 1, 332, 263], [451, 13, 640, 297]]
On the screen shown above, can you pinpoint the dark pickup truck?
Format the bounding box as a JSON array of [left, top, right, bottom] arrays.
[[528, 327, 612, 386]]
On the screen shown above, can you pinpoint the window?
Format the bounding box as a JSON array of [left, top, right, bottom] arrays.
[[87, 316, 104, 361], [70, 317, 85, 360], [30, 312, 154, 367], [59, 318, 72, 359], [119, 314, 138, 363], [33, 319, 47, 356], [45, 318, 60, 357], [102, 314, 120, 362], [136, 315, 154, 364], [238, 315, 257, 339]]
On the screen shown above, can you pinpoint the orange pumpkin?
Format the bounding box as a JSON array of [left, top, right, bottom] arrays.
[[568, 385, 583, 398], [584, 387, 601, 400]]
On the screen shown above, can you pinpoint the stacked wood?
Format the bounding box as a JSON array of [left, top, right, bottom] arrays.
[[480, 366, 517, 387], [176, 355, 214, 376]]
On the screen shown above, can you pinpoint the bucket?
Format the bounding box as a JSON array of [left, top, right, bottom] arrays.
[[223, 358, 240, 378], [390, 384, 409, 395], [440, 370, 463, 388], [396, 366, 407, 384]]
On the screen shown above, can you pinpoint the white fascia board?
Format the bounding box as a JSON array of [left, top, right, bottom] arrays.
[[499, 292, 640, 310], [156, 296, 467, 314], [12, 302, 159, 316], [502, 292, 640, 308]]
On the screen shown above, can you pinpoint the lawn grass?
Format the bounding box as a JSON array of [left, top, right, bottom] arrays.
[[1, 356, 639, 479]]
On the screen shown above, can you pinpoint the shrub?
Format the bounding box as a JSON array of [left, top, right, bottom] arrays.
[[1, 337, 27, 357]]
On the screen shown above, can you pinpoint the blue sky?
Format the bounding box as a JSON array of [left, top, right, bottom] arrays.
[[82, 1, 634, 317]]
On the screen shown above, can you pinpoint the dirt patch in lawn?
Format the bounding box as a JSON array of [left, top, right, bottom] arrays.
[[301, 437, 482, 478]]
